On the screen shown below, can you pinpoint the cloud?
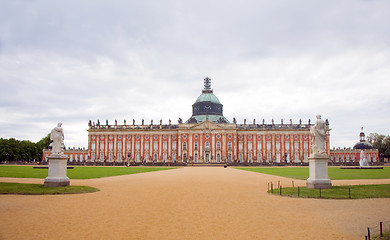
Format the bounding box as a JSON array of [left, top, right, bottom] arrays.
[[0, 0, 389, 148]]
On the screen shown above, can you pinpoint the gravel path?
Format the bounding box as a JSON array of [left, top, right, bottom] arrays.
[[0, 167, 389, 240]]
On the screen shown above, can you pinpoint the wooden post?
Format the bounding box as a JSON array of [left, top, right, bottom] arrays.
[[367, 227, 370, 240], [380, 222, 383, 237], [298, 186, 300, 197], [349, 188, 351, 199], [280, 185, 282, 195]]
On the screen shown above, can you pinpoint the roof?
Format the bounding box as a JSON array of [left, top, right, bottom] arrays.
[[195, 93, 221, 104], [353, 141, 373, 150]]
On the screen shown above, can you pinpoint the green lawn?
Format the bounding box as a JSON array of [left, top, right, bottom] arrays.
[[235, 166, 390, 180], [0, 182, 99, 195], [268, 184, 390, 199], [0, 166, 176, 179]]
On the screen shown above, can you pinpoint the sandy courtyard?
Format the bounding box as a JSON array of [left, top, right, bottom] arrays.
[[1, 167, 389, 240]]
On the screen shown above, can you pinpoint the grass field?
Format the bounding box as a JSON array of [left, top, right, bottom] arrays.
[[0, 166, 176, 179], [235, 166, 390, 180], [268, 184, 390, 199], [0, 182, 99, 195]]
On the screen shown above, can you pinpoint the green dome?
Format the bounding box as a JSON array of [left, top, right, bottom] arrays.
[[195, 93, 221, 104]]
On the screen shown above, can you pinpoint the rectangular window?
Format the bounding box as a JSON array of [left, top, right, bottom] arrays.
[[276, 142, 280, 151], [172, 142, 177, 150], [154, 142, 158, 150], [267, 142, 271, 151], [109, 143, 113, 151], [294, 142, 299, 151], [304, 142, 308, 150], [228, 142, 232, 150], [136, 142, 140, 150], [118, 142, 122, 151], [127, 142, 131, 151], [248, 142, 252, 151], [163, 142, 167, 150], [145, 142, 149, 150], [285, 142, 289, 151], [239, 142, 243, 151], [92, 143, 96, 151], [257, 142, 262, 151], [118, 153, 121, 162]]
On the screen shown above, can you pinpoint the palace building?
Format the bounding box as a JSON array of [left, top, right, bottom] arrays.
[[42, 78, 381, 165], [82, 77, 330, 165]]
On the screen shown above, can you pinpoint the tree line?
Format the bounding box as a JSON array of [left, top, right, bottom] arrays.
[[0, 134, 51, 162], [367, 133, 390, 159]]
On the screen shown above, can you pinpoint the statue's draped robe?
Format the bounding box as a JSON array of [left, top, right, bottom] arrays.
[[50, 127, 64, 154], [311, 119, 326, 154]]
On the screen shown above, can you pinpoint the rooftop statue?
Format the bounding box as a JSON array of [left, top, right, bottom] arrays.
[[310, 115, 327, 155], [50, 123, 64, 155]]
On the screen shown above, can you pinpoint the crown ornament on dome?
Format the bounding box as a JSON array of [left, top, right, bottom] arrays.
[[202, 77, 213, 94]]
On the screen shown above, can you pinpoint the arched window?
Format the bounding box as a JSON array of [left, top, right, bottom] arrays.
[[183, 142, 187, 150], [228, 142, 232, 150], [194, 142, 198, 150], [217, 153, 221, 163], [205, 141, 210, 149], [217, 142, 221, 150]]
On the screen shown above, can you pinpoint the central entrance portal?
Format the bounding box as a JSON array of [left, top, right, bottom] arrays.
[[205, 153, 210, 163]]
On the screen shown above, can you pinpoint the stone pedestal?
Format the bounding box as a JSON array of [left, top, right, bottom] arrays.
[[306, 154, 332, 189], [44, 154, 70, 187]]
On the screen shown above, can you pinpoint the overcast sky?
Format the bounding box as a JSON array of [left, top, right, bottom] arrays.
[[1, 0, 389, 149]]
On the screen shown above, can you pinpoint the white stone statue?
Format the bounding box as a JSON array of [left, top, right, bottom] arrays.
[[310, 115, 327, 155], [359, 150, 369, 167], [50, 123, 64, 155]]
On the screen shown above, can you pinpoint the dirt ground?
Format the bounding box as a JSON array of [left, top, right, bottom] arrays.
[[0, 167, 389, 240]]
